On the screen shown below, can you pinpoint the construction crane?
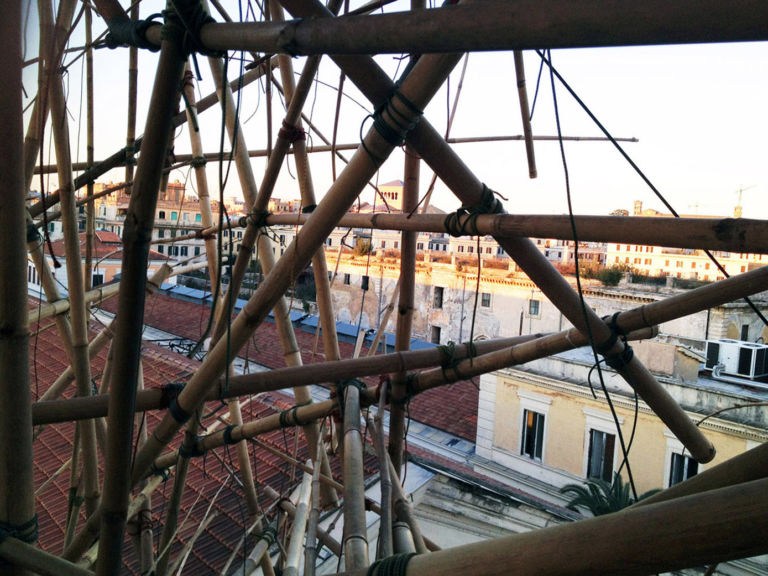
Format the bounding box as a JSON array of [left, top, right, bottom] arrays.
[[734, 184, 756, 218]]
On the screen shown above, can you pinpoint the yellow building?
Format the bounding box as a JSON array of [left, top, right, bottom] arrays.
[[475, 344, 768, 500]]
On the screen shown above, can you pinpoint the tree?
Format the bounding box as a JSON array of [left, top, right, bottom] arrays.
[[560, 472, 660, 516]]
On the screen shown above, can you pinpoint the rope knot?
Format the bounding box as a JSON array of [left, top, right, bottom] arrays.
[[279, 120, 306, 143]]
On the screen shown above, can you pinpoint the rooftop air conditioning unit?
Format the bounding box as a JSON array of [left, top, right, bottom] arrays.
[[705, 339, 768, 380]]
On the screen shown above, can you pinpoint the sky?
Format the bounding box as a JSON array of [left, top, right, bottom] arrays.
[[22, 1, 768, 221]]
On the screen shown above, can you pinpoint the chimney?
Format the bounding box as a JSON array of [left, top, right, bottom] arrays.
[[633, 200, 643, 216]]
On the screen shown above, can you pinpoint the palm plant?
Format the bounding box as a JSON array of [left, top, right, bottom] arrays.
[[560, 472, 660, 516]]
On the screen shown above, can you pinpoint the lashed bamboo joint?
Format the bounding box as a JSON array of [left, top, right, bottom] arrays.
[[5, 0, 768, 574]]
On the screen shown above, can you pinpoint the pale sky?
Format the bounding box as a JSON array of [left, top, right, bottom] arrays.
[[23, 1, 768, 221]]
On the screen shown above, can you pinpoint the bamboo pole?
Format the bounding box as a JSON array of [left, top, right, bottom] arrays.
[[513, 50, 536, 178], [88, 2, 768, 55], [341, 380, 369, 569], [0, 537, 94, 576], [84, 3, 95, 290], [305, 437, 324, 576], [125, 0, 139, 194], [344, 478, 768, 576], [392, 522, 416, 554], [196, 2, 768, 54], [0, 5, 36, 574], [182, 69, 218, 283], [270, 0, 343, 369], [388, 146, 420, 477], [284, 470, 313, 576], [369, 394, 392, 558], [259, 212, 768, 255], [95, 15, 187, 575], [48, 0, 101, 518], [29, 335, 545, 424], [367, 277, 401, 357]]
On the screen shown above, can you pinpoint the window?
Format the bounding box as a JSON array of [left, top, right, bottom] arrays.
[[394, 241, 399, 249], [676, 261, 683, 268], [237, 231, 243, 239], [170, 229, 176, 238], [381, 240, 386, 249], [458, 246, 465, 253], [587, 429, 615, 482], [48, 222, 55, 233], [181, 246, 188, 257], [158, 245, 164, 254], [343, 273, 351, 285], [195, 213, 202, 223], [705, 262, 710, 270], [430, 326, 441, 344], [223, 230, 229, 238], [194, 247, 200, 256], [529, 299, 540, 316], [92, 274, 104, 287], [741, 324, 750, 341], [158, 229, 165, 239], [668, 453, 698, 486], [468, 246, 474, 254], [691, 262, 696, 269], [433, 286, 444, 309], [183, 212, 189, 222], [171, 211, 178, 220], [481, 293, 491, 307], [417, 242, 424, 250], [327, 238, 333, 247], [159, 210, 166, 219], [521, 409, 545, 461]]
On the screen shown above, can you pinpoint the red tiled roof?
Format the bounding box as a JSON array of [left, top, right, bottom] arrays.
[[29, 299, 373, 574], [48, 231, 168, 261], [98, 291, 480, 441]]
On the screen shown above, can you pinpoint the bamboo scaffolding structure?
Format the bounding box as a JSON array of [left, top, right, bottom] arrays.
[[62, 471, 169, 564], [327, 37, 714, 462], [0, 5, 36, 574], [132, 0, 458, 487], [388, 147, 419, 476], [513, 50, 536, 179], [284, 470, 313, 576], [48, 0, 101, 520], [344, 477, 768, 576], [198, 1, 768, 55], [33, 335, 536, 424], [31, 132, 635, 182], [260, 212, 768, 254], [267, 485, 344, 559], [94, 18, 187, 575], [146, 325, 654, 472], [28, 57, 278, 215]]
